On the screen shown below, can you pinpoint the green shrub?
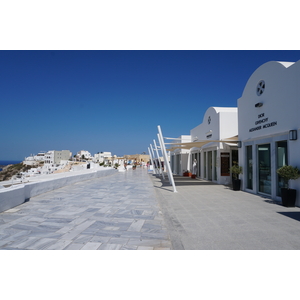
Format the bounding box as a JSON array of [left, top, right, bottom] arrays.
[[277, 165, 300, 188], [229, 162, 242, 180]]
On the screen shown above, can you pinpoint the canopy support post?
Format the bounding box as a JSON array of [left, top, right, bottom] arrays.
[[157, 125, 177, 193]]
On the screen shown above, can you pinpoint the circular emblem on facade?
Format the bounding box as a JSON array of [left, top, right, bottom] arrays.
[[208, 116, 211, 124], [256, 80, 265, 96]]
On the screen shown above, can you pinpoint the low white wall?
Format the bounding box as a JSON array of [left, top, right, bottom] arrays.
[[0, 168, 117, 213], [0, 184, 25, 213]]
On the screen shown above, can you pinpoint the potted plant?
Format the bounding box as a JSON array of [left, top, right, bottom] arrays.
[[277, 165, 300, 207], [230, 162, 242, 191], [183, 170, 192, 177]]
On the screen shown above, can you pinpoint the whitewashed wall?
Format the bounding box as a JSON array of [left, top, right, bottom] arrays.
[[238, 60, 300, 205]]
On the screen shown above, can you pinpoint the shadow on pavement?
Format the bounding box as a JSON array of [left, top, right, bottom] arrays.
[[277, 211, 300, 222], [151, 174, 221, 190]]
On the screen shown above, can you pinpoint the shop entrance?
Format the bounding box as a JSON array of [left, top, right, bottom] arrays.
[[175, 154, 180, 175], [258, 144, 271, 195], [208, 151, 212, 180], [191, 152, 201, 177], [276, 141, 288, 196]]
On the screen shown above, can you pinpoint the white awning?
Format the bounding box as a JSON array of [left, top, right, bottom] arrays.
[[166, 136, 238, 151]]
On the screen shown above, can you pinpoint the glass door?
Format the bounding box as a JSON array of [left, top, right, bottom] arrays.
[[213, 150, 217, 181], [198, 152, 201, 177], [276, 141, 288, 196], [195, 153, 198, 176], [176, 154, 180, 175], [204, 152, 207, 178], [258, 144, 271, 195], [208, 151, 212, 181], [246, 145, 253, 189]]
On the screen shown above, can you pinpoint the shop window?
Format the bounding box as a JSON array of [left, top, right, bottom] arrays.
[[221, 152, 230, 176], [171, 156, 174, 173], [198, 152, 201, 177], [276, 141, 288, 196], [214, 150, 217, 181], [208, 151, 212, 181], [246, 146, 253, 190], [258, 144, 271, 195], [176, 155, 180, 175], [204, 152, 207, 178], [195, 153, 198, 176]]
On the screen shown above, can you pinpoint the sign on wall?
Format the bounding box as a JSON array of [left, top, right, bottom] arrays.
[[249, 113, 277, 133]]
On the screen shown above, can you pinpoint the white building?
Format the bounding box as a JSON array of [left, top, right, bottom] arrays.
[[35, 152, 46, 161], [170, 135, 191, 175], [76, 150, 92, 161], [93, 152, 112, 163], [44, 150, 72, 165], [23, 151, 46, 165], [190, 107, 238, 185], [169, 107, 238, 185], [238, 60, 300, 205]]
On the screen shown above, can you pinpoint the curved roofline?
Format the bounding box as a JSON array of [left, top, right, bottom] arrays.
[[207, 107, 237, 113], [240, 60, 297, 98]]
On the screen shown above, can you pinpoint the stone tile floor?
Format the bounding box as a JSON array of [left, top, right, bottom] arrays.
[[0, 168, 171, 250], [151, 174, 300, 250], [3, 167, 300, 250]]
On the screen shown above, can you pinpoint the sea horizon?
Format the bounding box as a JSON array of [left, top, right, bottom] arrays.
[[0, 160, 22, 171]]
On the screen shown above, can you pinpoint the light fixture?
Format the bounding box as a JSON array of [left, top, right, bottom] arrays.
[[255, 102, 263, 108], [237, 141, 242, 148], [289, 130, 297, 140]]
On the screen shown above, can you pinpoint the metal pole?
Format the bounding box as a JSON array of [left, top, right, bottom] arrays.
[[153, 139, 165, 179], [157, 125, 177, 193], [148, 147, 156, 174], [157, 133, 171, 185], [150, 144, 157, 175]]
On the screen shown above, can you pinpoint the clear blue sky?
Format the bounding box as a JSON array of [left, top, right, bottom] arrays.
[[1, 50, 300, 160]]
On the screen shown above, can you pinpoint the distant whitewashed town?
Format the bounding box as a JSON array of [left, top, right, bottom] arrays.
[[0, 150, 151, 184]]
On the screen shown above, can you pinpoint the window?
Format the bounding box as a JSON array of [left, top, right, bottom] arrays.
[[221, 152, 230, 176], [276, 141, 288, 196], [208, 151, 212, 181], [258, 144, 271, 194], [256, 80, 265, 96], [204, 152, 207, 178], [198, 152, 201, 177], [246, 146, 253, 189], [214, 150, 217, 181]]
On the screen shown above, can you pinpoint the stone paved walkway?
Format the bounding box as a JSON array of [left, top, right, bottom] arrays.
[[0, 168, 171, 250], [3, 167, 300, 250], [151, 174, 300, 250]]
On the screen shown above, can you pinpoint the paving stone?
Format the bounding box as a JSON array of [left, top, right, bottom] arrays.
[[137, 246, 153, 250], [120, 245, 138, 250], [9, 237, 41, 249], [128, 219, 145, 232], [98, 243, 122, 250], [45, 239, 73, 250], [81, 242, 102, 250], [27, 238, 57, 250], [74, 234, 92, 244], [64, 243, 84, 250], [89, 235, 111, 243]]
